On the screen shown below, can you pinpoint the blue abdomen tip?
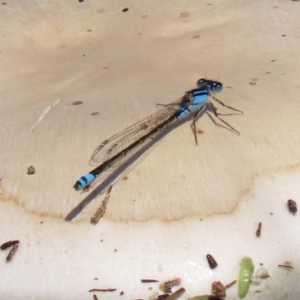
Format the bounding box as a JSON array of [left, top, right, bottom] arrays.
[[73, 173, 96, 190]]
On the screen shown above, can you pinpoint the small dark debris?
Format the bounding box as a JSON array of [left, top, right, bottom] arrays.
[[1, 240, 19, 250], [206, 254, 218, 269], [94, 278, 98, 280], [165, 287, 185, 299], [159, 278, 181, 293], [266, 71, 271, 74], [89, 288, 117, 292], [93, 294, 98, 300], [27, 166, 35, 175], [281, 34, 286, 37], [271, 59, 276, 62], [72, 101, 83, 106], [87, 29, 92, 32], [157, 294, 169, 300], [114, 249, 117, 252], [91, 112, 99, 116], [249, 82, 256, 86], [192, 35, 200, 39], [122, 176, 129, 181], [122, 8, 129, 12], [91, 185, 113, 224], [6, 243, 19, 261], [79, 0, 84, 2], [224, 280, 237, 289], [120, 291, 124, 295], [212, 281, 226, 298], [2, 2, 7, 4], [141, 279, 159, 283], [287, 199, 297, 213], [256, 222, 262, 237], [278, 264, 294, 270]]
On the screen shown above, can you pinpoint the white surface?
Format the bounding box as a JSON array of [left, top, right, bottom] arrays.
[[0, 0, 300, 299]]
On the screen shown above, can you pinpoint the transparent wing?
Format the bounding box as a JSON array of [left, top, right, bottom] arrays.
[[89, 97, 183, 167]]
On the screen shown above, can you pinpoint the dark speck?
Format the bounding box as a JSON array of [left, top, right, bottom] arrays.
[[122, 8, 129, 12], [79, 0, 84, 2], [287, 199, 297, 213], [27, 166, 35, 175], [87, 29, 92, 32], [192, 35, 200, 39], [281, 34, 286, 37], [271, 59, 276, 62], [73, 101, 83, 105], [179, 11, 190, 18], [91, 112, 99, 116], [2, 2, 7, 5]]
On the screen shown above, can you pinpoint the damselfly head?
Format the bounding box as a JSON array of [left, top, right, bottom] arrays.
[[211, 81, 223, 93], [197, 78, 208, 88], [197, 79, 223, 93]]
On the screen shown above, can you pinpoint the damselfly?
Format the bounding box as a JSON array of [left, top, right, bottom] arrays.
[[73, 78, 242, 191]]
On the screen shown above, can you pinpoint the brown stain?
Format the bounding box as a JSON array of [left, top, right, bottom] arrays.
[[1, 188, 64, 221], [2, 164, 300, 223], [141, 14, 148, 19], [192, 35, 200, 39]]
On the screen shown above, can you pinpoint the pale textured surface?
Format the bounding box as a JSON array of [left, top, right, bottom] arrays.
[[0, 0, 300, 299]]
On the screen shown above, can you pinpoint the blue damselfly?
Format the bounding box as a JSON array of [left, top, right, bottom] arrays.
[[73, 79, 242, 191]]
